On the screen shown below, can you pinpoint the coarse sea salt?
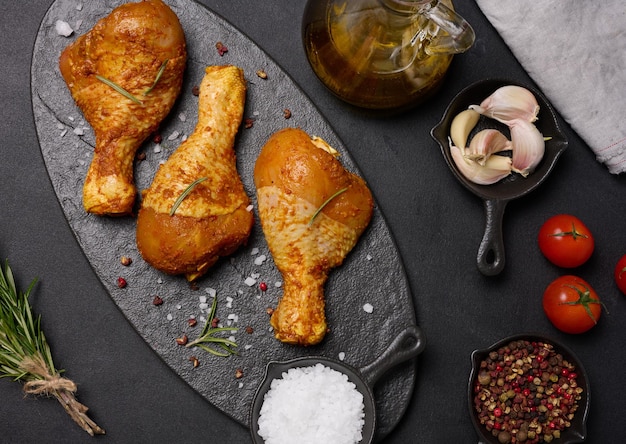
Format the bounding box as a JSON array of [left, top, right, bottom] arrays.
[[257, 364, 365, 444], [55, 20, 73, 37]]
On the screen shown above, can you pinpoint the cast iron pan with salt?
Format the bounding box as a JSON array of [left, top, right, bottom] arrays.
[[250, 325, 425, 443], [431, 79, 568, 276]]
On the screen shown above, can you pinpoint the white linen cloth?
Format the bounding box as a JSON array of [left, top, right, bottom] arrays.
[[475, 0, 626, 174]]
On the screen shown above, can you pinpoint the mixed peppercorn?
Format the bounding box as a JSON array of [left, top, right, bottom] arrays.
[[473, 340, 583, 443]]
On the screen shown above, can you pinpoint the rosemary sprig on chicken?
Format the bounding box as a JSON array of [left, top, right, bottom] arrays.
[[0, 260, 104, 436]]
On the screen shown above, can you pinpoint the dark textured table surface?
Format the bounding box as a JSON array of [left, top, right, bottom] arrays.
[[1, 1, 625, 443]]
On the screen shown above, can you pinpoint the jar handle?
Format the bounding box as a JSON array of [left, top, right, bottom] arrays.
[[419, 0, 475, 55]]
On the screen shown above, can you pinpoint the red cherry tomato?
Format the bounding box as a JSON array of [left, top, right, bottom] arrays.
[[538, 215, 594, 268], [543, 275, 602, 334], [615, 254, 626, 295]]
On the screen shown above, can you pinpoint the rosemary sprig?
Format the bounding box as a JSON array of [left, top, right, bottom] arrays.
[[0, 260, 105, 436], [143, 59, 169, 96], [186, 296, 237, 357], [308, 187, 348, 225], [170, 177, 208, 216], [95, 74, 143, 105]]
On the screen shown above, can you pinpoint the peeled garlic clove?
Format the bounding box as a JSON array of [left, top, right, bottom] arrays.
[[510, 119, 545, 177], [469, 85, 540, 125], [450, 108, 480, 149], [466, 129, 512, 165], [450, 144, 512, 185]]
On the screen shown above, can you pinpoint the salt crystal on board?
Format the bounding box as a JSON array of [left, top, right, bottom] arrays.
[[55, 20, 73, 37]]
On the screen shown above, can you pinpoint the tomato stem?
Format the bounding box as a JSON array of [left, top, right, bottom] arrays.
[[549, 223, 588, 240], [560, 284, 607, 324]]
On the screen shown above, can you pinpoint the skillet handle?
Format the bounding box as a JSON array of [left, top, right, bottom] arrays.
[[477, 199, 507, 276], [359, 325, 426, 387]]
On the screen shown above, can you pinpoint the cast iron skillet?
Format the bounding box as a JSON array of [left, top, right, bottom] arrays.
[[249, 325, 425, 443], [468, 333, 590, 443], [431, 79, 568, 276]]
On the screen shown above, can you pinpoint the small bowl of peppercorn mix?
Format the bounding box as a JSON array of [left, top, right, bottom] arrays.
[[468, 334, 590, 444]]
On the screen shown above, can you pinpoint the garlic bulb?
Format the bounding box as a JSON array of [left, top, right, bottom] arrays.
[[450, 108, 480, 149], [466, 129, 512, 165], [450, 143, 512, 185], [510, 118, 545, 177], [469, 85, 539, 125]]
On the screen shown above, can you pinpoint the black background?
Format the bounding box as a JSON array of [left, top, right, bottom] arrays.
[[1, 1, 625, 443]]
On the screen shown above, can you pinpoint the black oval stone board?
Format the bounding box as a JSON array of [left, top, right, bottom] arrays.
[[31, 0, 418, 438]]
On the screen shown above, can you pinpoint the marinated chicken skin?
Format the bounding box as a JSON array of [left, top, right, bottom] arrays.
[[136, 66, 253, 281], [59, 0, 187, 215], [254, 128, 374, 346]]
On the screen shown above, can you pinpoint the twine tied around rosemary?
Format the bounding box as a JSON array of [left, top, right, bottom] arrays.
[[21, 355, 77, 395]]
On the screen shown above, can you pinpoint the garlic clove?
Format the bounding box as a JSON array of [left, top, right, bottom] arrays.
[[510, 119, 545, 177], [469, 85, 540, 125], [450, 108, 481, 149], [450, 143, 512, 185], [466, 129, 512, 166]]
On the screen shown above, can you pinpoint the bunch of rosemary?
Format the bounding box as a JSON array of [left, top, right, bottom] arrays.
[[0, 259, 104, 436]]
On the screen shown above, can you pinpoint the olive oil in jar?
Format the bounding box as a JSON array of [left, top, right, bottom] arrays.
[[302, 0, 471, 110]]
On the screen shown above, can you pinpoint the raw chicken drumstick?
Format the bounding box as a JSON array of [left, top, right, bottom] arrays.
[[254, 128, 374, 346], [136, 65, 253, 281], [59, 0, 187, 215]]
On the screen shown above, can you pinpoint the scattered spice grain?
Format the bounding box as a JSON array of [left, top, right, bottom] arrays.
[[176, 335, 188, 346], [216, 41, 228, 56]]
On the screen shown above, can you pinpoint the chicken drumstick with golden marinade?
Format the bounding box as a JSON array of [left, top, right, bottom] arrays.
[[59, 0, 187, 215], [136, 65, 253, 282], [254, 128, 374, 346]]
